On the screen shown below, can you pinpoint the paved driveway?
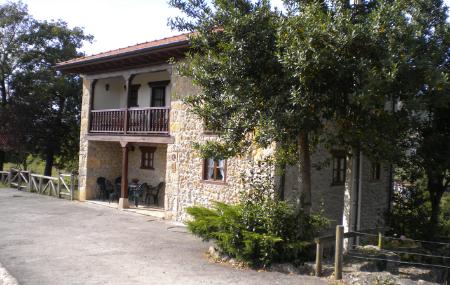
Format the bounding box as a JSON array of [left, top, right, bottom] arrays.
[[0, 188, 326, 285]]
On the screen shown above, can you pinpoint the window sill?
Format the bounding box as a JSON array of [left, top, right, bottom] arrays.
[[201, 180, 228, 186]]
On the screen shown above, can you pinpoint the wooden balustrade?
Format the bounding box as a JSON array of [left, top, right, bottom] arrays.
[[89, 107, 170, 135]]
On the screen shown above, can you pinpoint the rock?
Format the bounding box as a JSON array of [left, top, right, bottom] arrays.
[[269, 263, 300, 274], [208, 246, 220, 259]]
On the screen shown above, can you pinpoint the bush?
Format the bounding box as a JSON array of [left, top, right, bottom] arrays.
[[186, 181, 328, 267]]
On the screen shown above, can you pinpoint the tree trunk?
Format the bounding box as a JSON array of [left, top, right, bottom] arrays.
[[427, 174, 445, 240], [299, 133, 312, 214], [0, 150, 4, 171], [44, 148, 54, 176], [0, 76, 7, 106]]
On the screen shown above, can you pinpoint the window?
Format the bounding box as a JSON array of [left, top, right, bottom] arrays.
[[148, 81, 169, 107], [203, 158, 226, 181], [140, 147, 156, 170], [371, 162, 381, 181], [128, 84, 140, 107], [332, 153, 346, 185]]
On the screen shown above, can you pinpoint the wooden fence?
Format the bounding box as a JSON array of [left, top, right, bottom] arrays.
[[0, 168, 77, 200], [315, 225, 450, 283]]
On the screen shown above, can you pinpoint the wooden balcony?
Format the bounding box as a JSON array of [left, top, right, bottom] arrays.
[[90, 107, 170, 135]]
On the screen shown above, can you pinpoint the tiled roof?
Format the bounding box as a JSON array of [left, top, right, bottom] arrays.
[[57, 33, 190, 67]]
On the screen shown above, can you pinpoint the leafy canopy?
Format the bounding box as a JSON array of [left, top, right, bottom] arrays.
[[169, 0, 421, 166]]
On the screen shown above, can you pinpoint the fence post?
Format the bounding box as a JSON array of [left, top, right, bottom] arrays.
[[17, 169, 21, 190], [378, 232, 383, 249], [57, 171, 61, 198], [38, 176, 43, 194], [8, 169, 12, 188], [28, 171, 32, 192], [315, 238, 323, 277], [335, 225, 344, 280], [70, 173, 75, 201]]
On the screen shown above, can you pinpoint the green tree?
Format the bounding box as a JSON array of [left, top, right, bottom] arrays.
[[11, 20, 92, 175], [169, 0, 413, 212], [390, 0, 450, 239], [0, 1, 34, 170]]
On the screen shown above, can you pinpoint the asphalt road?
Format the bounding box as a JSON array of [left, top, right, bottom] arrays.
[[0, 188, 326, 285]]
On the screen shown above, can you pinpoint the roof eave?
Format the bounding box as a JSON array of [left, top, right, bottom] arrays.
[[56, 40, 190, 72]]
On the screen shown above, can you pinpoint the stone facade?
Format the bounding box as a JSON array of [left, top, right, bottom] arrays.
[[284, 150, 390, 233], [164, 71, 273, 221], [77, 63, 391, 227], [284, 148, 346, 229]]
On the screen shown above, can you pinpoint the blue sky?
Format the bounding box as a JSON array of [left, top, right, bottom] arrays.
[[1, 0, 449, 56]]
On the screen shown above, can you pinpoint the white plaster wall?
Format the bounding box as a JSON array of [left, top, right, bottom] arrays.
[[131, 71, 171, 108], [93, 77, 125, 109]]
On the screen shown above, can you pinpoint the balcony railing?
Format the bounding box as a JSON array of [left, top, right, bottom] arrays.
[[90, 107, 170, 135]]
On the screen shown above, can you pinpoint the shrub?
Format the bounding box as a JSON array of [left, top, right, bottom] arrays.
[[187, 186, 328, 267]]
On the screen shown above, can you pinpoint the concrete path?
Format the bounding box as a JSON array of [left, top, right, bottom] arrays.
[[0, 188, 327, 285]]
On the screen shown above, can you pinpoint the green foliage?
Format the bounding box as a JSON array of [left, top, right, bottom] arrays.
[[0, 1, 92, 175], [389, 181, 450, 239], [187, 176, 328, 267], [440, 194, 450, 237], [389, 184, 431, 239]]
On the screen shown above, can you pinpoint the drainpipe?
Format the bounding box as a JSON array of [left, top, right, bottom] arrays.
[[353, 151, 362, 245]]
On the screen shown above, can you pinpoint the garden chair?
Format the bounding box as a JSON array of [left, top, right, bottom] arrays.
[[130, 182, 149, 207], [145, 182, 164, 206], [108, 177, 121, 203], [96, 177, 109, 201]]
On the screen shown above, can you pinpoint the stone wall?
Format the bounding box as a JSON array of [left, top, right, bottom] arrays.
[[284, 150, 390, 233], [165, 71, 273, 221], [284, 148, 346, 230], [78, 79, 92, 201], [359, 157, 390, 230], [84, 141, 122, 199], [128, 144, 167, 206]]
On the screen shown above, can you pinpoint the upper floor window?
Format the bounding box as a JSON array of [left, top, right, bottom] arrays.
[[371, 162, 381, 181], [203, 158, 226, 181], [149, 81, 169, 107], [332, 152, 346, 185]]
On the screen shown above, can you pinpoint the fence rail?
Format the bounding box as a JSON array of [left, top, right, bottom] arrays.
[[1, 168, 76, 200]]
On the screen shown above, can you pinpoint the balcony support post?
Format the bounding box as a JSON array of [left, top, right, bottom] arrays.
[[123, 74, 135, 134], [118, 141, 130, 209], [87, 79, 97, 133]]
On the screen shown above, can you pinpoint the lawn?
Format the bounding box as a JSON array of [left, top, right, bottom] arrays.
[[3, 156, 64, 176]]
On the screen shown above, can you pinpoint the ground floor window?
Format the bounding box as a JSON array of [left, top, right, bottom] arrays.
[[203, 158, 226, 181], [140, 146, 156, 169]]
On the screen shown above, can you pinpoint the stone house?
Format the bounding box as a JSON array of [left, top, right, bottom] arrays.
[[56, 33, 391, 232]]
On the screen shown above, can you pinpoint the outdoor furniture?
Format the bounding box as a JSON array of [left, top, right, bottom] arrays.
[[96, 177, 110, 201], [108, 177, 121, 203], [145, 182, 164, 206], [129, 182, 149, 207]]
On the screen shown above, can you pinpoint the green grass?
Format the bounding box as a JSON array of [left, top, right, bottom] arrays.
[[3, 155, 64, 176]]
